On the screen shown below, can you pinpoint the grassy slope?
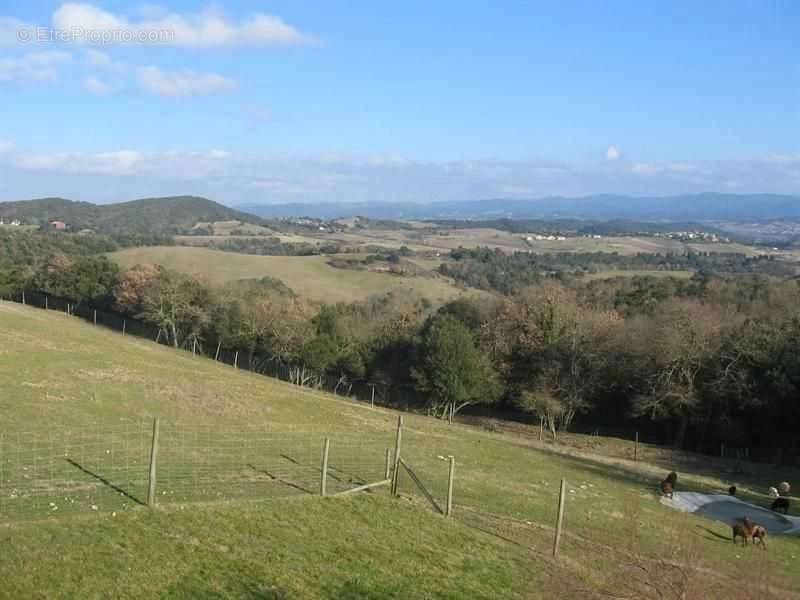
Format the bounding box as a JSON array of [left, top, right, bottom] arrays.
[[1, 302, 799, 598], [2, 495, 544, 599], [108, 246, 470, 304]]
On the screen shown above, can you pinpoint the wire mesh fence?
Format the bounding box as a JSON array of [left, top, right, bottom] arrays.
[[0, 419, 396, 522], [1, 291, 424, 414]]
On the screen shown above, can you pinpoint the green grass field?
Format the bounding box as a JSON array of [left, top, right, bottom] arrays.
[[2, 301, 799, 598], [109, 246, 471, 304]]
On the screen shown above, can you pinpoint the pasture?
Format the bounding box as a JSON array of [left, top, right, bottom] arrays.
[[1, 301, 799, 598], [108, 246, 471, 305], [281, 227, 765, 256]]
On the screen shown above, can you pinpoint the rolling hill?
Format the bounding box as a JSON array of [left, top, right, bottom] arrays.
[[108, 245, 474, 304], [0, 196, 265, 235], [1, 301, 798, 598]]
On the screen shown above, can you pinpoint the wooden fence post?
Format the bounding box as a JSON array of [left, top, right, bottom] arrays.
[[320, 438, 330, 497], [192, 338, 197, 357], [539, 418, 544, 442], [634, 431, 639, 461], [385, 447, 391, 480], [391, 415, 403, 496], [370, 385, 375, 409], [44, 296, 48, 310], [93, 309, 97, 325], [122, 320, 126, 336], [446, 456, 455, 518], [21, 291, 25, 305], [215, 341, 222, 361], [553, 479, 567, 557], [234, 351, 239, 369], [147, 418, 161, 507]]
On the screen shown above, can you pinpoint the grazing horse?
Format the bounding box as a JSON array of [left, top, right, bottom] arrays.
[[771, 497, 791, 515], [660, 471, 678, 498]]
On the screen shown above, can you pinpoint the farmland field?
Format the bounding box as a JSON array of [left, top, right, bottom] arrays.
[[178, 224, 769, 256], [108, 246, 473, 304], [1, 301, 798, 598]]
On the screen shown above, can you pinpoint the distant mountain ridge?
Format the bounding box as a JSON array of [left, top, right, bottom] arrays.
[[238, 193, 800, 221], [0, 196, 265, 234]]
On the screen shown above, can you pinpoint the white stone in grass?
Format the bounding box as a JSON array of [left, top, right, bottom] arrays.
[[91, 504, 98, 510]]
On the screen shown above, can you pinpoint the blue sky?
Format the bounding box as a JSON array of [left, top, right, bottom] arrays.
[[0, 1, 798, 204]]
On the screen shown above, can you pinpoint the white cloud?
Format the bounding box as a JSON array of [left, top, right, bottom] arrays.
[[51, 3, 316, 47], [0, 51, 72, 82], [15, 149, 142, 174], [83, 75, 113, 94], [136, 65, 235, 97], [85, 48, 110, 66], [3, 144, 800, 203], [0, 140, 13, 153], [606, 145, 620, 161]]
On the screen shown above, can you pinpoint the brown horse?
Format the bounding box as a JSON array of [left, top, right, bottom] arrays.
[[660, 471, 677, 498]]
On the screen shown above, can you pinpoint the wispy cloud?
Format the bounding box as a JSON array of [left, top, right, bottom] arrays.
[[136, 65, 235, 97], [0, 51, 71, 82], [84, 48, 110, 66], [50, 3, 316, 47], [2, 144, 799, 203], [83, 75, 113, 95], [15, 149, 143, 175], [606, 145, 620, 161]]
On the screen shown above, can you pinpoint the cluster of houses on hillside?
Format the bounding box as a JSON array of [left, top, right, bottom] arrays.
[[654, 231, 731, 243], [524, 233, 604, 242], [525, 234, 568, 242]]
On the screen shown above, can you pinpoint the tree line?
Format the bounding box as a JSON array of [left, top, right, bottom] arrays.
[[4, 230, 800, 459]]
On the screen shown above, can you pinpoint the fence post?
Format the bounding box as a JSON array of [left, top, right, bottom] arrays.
[[634, 431, 639, 461], [215, 341, 221, 361], [122, 320, 126, 336], [147, 418, 161, 507], [385, 448, 391, 480], [371, 385, 375, 409], [192, 338, 197, 357], [93, 309, 97, 325], [391, 415, 403, 496], [21, 291, 25, 305], [446, 456, 455, 518], [44, 296, 48, 310], [553, 479, 567, 558], [234, 351, 239, 369], [320, 437, 330, 497], [539, 418, 544, 442]]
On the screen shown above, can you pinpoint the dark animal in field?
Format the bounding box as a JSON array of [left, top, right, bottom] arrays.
[[660, 471, 678, 498], [732, 517, 758, 548], [751, 524, 768, 550], [771, 497, 791, 514], [728, 485, 737, 496], [732, 518, 767, 550]]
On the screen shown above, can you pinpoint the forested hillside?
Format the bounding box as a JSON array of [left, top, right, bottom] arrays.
[[0, 196, 264, 234], [6, 222, 800, 461]]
